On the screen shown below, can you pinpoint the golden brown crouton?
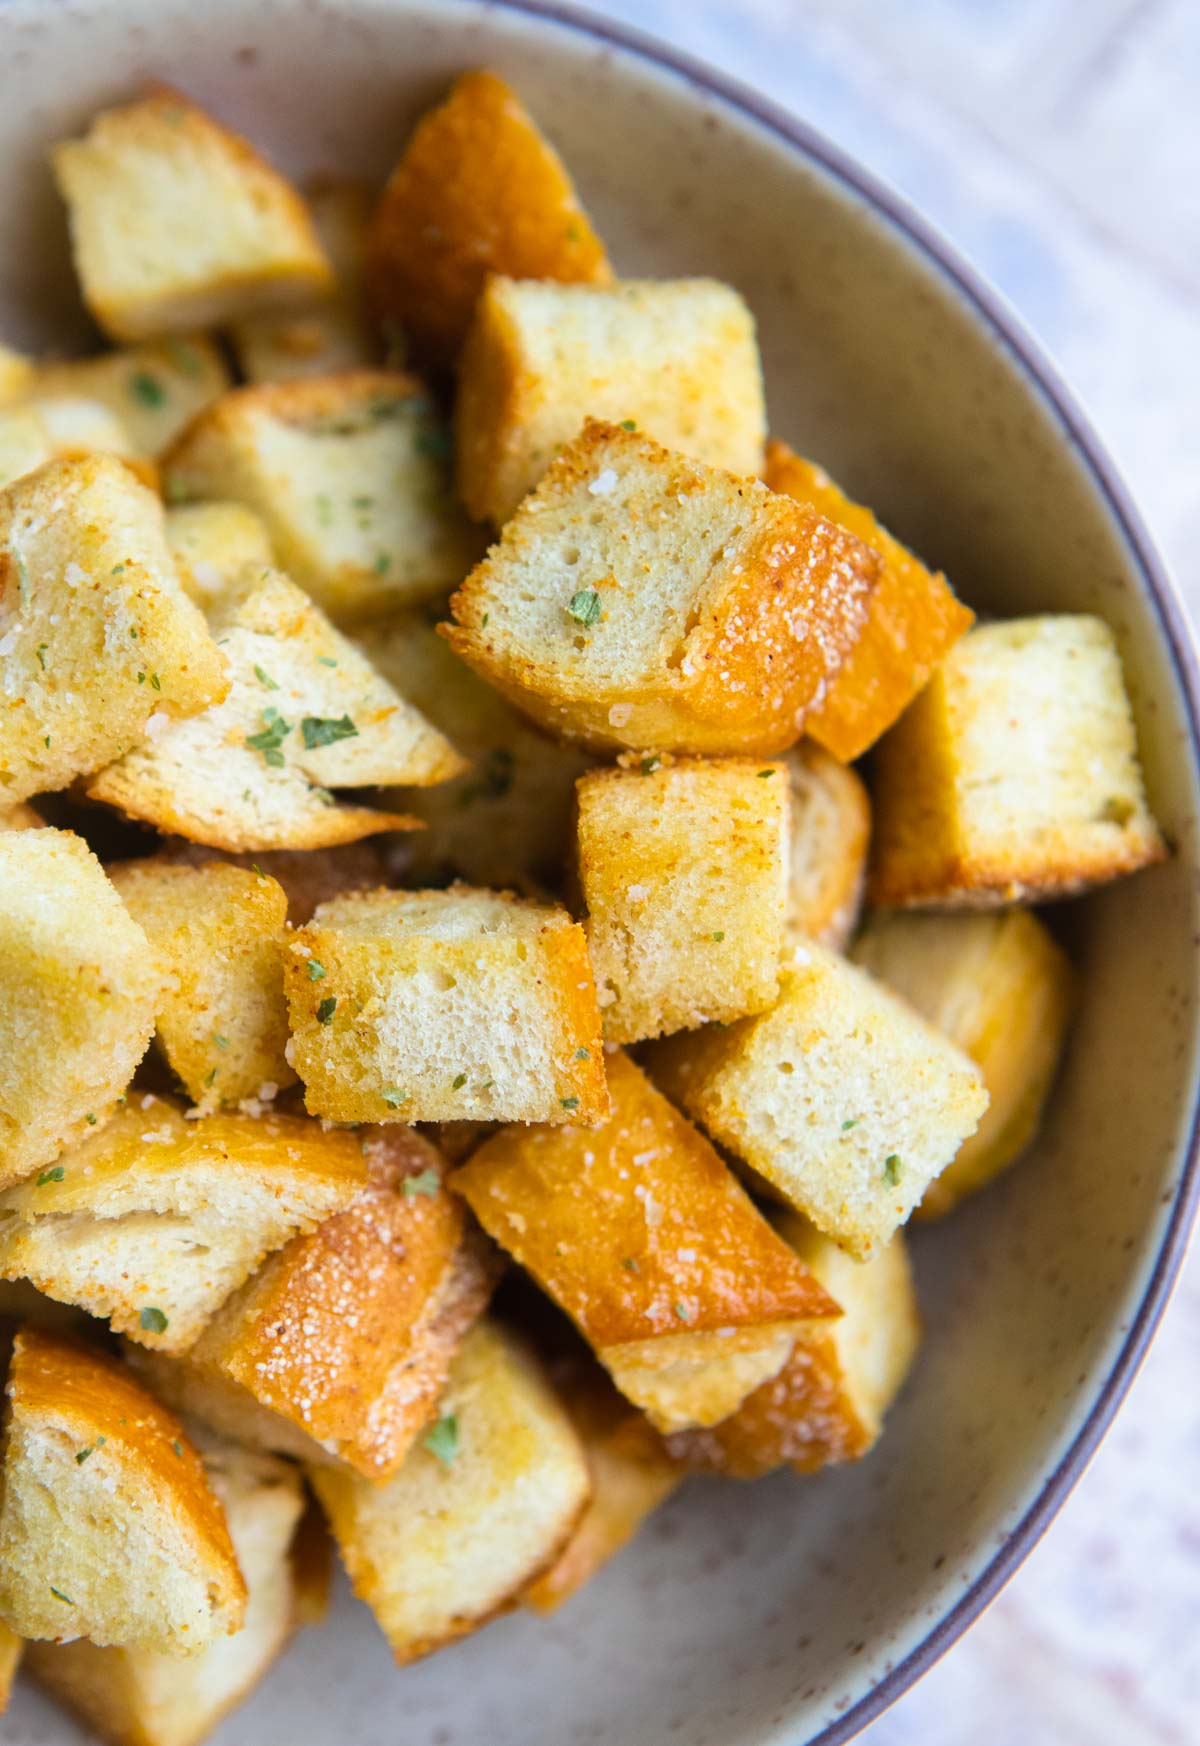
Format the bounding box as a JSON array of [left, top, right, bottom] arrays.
[[161, 839, 390, 925], [577, 757, 789, 1042], [310, 1320, 591, 1663], [0, 1095, 367, 1351], [366, 70, 611, 371], [647, 943, 988, 1259], [284, 885, 607, 1126], [784, 742, 871, 949], [0, 828, 160, 1190], [0, 802, 42, 830], [52, 87, 333, 342], [358, 610, 596, 890], [164, 500, 276, 613], [0, 344, 33, 403], [868, 616, 1166, 906], [32, 336, 230, 457], [457, 277, 766, 523], [0, 404, 55, 489], [442, 420, 879, 755], [853, 908, 1073, 1216], [0, 1330, 245, 1653], [765, 441, 974, 760], [230, 176, 378, 384], [453, 1052, 839, 1431], [523, 1355, 679, 1613], [26, 1435, 306, 1746], [668, 1217, 920, 1477], [109, 859, 295, 1111], [127, 1129, 498, 1480], [164, 373, 483, 622], [0, 454, 226, 804], [87, 564, 455, 852], [0, 395, 149, 493]]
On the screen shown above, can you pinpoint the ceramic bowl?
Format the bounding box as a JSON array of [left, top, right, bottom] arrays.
[[2, 2, 1198, 1742]]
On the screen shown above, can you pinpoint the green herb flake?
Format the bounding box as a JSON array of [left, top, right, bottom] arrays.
[[86, 1114, 97, 1126], [149, 672, 161, 691], [883, 1154, 903, 1186], [640, 755, 661, 775], [140, 1307, 169, 1335], [757, 768, 774, 778], [674, 1301, 692, 1322], [560, 1095, 580, 1111], [711, 930, 725, 942], [246, 708, 293, 765], [37, 1167, 65, 1186], [381, 1086, 409, 1107], [75, 1446, 95, 1465], [423, 1412, 460, 1467], [15, 552, 30, 602], [566, 588, 602, 627], [402, 1168, 441, 1199], [481, 612, 489, 628], [316, 996, 338, 1025], [137, 671, 146, 684], [173, 1440, 184, 1458], [301, 714, 358, 750], [620, 418, 637, 431], [841, 1118, 860, 1132], [574, 1047, 590, 1061], [129, 370, 166, 408], [373, 552, 391, 574], [213, 1034, 229, 1050], [621, 1256, 640, 1273], [35, 643, 47, 670], [204, 1068, 218, 1088], [452, 1072, 468, 1090], [111, 562, 126, 574], [253, 664, 279, 690], [316, 655, 338, 668], [306, 959, 326, 981], [43, 735, 50, 748], [50, 1586, 74, 1606]]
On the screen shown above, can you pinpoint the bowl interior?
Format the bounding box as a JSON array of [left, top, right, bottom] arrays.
[[2, 3, 1198, 1743]]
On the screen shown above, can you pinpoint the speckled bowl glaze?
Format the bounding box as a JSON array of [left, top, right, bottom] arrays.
[[2, 2, 1198, 1742]]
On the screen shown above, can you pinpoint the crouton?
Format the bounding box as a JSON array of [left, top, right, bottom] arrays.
[[668, 1217, 920, 1477], [284, 885, 607, 1125], [765, 441, 974, 760], [647, 944, 988, 1258], [358, 610, 596, 890], [868, 616, 1166, 906], [52, 87, 333, 342], [230, 176, 377, 384], [164, 500, 275, 612], [32, 336, 230, 457], [0, 1094, 367, 1350], [0, 801, 44, 830], [0, 455, 226, 803], [108, 859, 295, 1111], [310, 1320, 590, 1664], [126, 1129, 498, 1479], [88, 564, 456, 851], [784, 742, 871, 949], [453, 1051, 838, 1431], [0, 1626, 18, 1714], [0, 829, 160, 1189], [442, 420, 879, 755], [0, 344, 33, 403], [164, 373, 483, 622], [366, 69, 611, 371], [0, 1329, 245, 1652], [0, 404, 54, 489], [457, 277, 766, 524], [524, 1356, 679, 1612], [25, 1435, 305, 1746], [20, 395, 148, 479], [853, 908, 1073, 1216], [577, 756, 789, 1042], [162, 839, 390, 924]]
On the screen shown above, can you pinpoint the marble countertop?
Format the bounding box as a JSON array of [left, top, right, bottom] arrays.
[[585, 1, 1200, 1741]]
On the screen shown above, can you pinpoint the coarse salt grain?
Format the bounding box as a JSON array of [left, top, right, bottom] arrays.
[[587, 467, 618, 497]]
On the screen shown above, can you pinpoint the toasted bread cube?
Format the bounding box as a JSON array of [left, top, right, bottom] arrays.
[[25, 1435, 305, 1746], [0, 344, 33, 402], [231, 177, 377, 385], [88, 564, 455, 851], [358, 611, 596, 889], [453, 1052, 838, 1430], [668, 1217, 920, 1477], [367, 70, 611, 371], [765, 441, 974, 761], [164, 373, 483, 622], [162, 840, 390, 925], [869, 616, 1166, 906], [0, 404, 54, 488], [310, 1320, 589, 1663], [853, 909, 1073, 1217], [52, 87, 333, 342], [127, 1130, 498, 1480], [524, 1358, 679, 1613], [443, 420, 878, 755], [457, 277, 766, 524], [785, 743, 871, 949], [577, 757, 789, 1042], [109, 859, 295, 1111], [164, 500, 275, 612], [0, 455, 226, 801], [0, 829, 160, 1189], [33, 336, 230, 457], [0, 1330, 244, 1652], [647, 944, 988, 1258], [284, 886, 607, 1125], [0, 1095, 367, 1351], [0, 801, 42, 830]]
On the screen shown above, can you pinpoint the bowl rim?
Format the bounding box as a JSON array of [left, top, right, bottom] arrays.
[[470, 0, 1200, 1739]]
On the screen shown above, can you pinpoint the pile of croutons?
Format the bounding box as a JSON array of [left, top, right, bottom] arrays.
[[0, 69, 1165, 1746]]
